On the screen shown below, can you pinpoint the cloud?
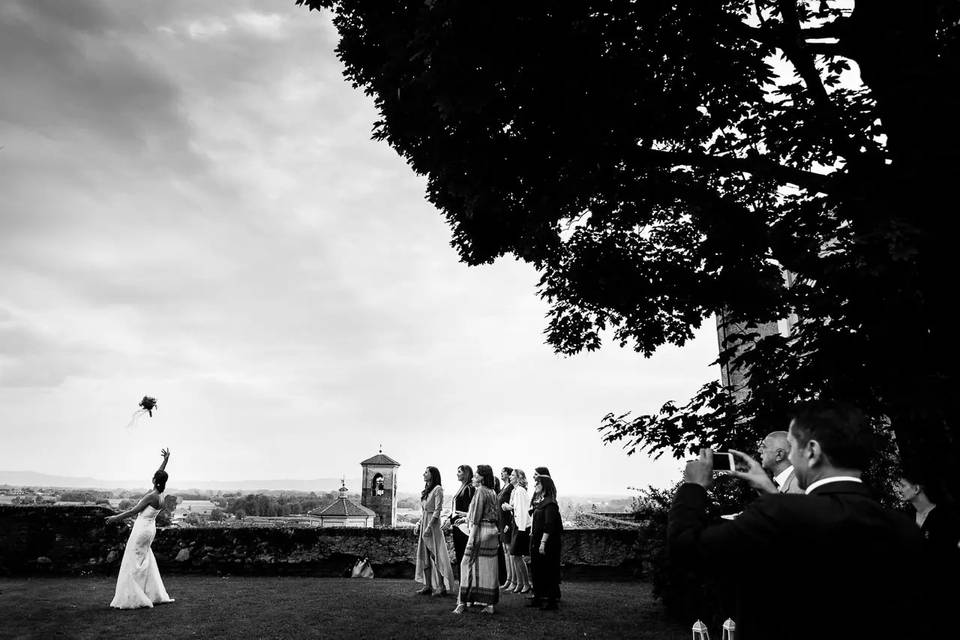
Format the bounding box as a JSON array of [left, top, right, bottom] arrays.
[[0, 0, 720, 494]]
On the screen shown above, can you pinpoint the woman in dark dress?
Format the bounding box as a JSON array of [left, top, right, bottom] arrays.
[[528, 473, 562, 610], [496, 467, 514, 589], [450, 465, 476, 567], [897, 474, 960, 635]]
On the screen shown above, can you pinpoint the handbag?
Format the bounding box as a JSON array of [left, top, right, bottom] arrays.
[[350, 557, 375, 579]]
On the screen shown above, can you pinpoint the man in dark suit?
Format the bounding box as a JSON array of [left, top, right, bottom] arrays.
[[668, 401, 924, 640]]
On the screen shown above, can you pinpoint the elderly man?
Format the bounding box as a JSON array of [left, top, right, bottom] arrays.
[[668, 401, 923, 640], [758, 431, 803, 494]]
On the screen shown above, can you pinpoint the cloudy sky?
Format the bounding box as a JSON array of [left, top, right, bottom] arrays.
[[0, 0, 721, 496]]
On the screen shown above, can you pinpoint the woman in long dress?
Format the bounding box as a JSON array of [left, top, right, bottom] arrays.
[[453, 464, 501, 615], [528, 473, 563, 611], [105, 448, 175, 609], [414, 466, 455, 596]]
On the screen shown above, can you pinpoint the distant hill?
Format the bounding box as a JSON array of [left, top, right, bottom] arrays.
[[0, 471, 359, 493], [1, 471, 633, 502]]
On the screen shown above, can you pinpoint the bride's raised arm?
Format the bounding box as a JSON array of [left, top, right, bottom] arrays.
[[157, 448, 170, 473]]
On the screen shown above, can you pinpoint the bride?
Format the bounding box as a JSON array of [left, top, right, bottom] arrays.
[[105, 448, 175, 609]]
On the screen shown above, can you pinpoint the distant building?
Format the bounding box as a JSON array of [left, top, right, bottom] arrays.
[[309, 481, 375, 527], [360, 449, 399, 527], [173, 499, 218, 520], [238, 516, 322, 529]]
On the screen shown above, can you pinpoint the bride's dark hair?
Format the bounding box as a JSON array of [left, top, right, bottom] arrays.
[[153, 470, 168, 493]]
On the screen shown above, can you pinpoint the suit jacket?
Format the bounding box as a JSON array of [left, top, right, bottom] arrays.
[[669, 481, 923, 640], [776, 467, 803, 495]]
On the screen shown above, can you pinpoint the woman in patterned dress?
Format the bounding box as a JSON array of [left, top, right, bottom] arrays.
[[452, 464, 501, 615]]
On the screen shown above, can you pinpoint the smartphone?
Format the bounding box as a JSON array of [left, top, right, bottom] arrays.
[[712, 451, 736, 472]]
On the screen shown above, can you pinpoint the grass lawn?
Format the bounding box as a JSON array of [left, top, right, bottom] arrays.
[[0, 576, 687, 640]]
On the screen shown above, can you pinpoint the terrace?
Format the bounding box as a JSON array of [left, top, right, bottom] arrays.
[[2, 576, 686, 639]]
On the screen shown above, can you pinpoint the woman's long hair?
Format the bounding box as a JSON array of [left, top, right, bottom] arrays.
[[421, 466, 441, 501], [153, 470, 168, 493], [513, 468, 528, 489], [456, 465, 474, 498], [537, 475, 558, 503], [530, 467, 550, 504], [475, 464, 496, 490]]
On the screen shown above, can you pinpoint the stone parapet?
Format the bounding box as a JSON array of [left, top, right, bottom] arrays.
[[0, 506, 647, 579]]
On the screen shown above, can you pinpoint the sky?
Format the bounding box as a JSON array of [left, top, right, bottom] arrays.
[[0, 0, 721, 496]]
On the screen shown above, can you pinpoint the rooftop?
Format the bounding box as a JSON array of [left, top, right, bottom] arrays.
[[310, 498, 375, 518], [360, 452, 400, 467]]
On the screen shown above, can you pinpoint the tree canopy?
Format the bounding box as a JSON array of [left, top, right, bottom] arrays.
[[300, 0, 960, 502]]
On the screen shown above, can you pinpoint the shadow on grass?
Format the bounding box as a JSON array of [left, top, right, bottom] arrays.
[[1, 576, 687, 639]]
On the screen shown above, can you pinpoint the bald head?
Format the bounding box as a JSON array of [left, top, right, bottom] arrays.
[[760, 431, 792, 475]]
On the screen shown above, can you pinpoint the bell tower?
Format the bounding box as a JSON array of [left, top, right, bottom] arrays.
[[360, 447, 400, 527]]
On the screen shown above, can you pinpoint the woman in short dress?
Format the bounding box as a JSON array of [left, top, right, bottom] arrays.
[[497, 466, 515, 590], [106, 448, 175, 609], [502, 468, 532, 593], [453, 464, 500, 615]]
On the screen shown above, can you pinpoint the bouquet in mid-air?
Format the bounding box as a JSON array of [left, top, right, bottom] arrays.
[[125, 395, 158, 428]]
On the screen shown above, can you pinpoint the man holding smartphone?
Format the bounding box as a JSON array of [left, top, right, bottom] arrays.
[[667, 401, 923, 640]]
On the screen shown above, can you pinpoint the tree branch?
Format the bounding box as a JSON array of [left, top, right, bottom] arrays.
[[775, 1, 861, 161], [804, 42, 846, 57], [635, 148, 833, 193], [800, 20, 853, 40], [777, 1, 832, 109]]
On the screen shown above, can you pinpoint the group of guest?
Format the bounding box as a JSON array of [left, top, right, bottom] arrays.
[[413, 464, 562, 614], [668, 400, 960, 640]]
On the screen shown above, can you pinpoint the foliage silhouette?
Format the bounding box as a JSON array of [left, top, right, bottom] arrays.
[[299, 0, 960, 503]]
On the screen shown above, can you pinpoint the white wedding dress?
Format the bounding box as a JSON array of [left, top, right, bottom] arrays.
[[110, 499, 174, 609]]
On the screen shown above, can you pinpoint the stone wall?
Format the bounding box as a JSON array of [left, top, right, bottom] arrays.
[[0, 506, 647, 579]]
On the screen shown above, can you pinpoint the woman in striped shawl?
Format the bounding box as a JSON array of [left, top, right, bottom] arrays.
[[452, 464, 501, 615]]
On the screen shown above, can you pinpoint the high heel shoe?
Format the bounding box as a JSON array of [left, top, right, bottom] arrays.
[[519, 585, 531, 594], [415, 586, 432, 595], [452, 604, 466, 614], [481, 605, 495, 614], [511, 585, 522, 593]]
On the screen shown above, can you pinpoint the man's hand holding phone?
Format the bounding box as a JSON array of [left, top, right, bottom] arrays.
[[683, 449, 715, 489], [728, 449, 778, 495], [685, 448, 778, 495]]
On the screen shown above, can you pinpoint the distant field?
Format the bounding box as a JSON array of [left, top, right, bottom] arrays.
[[0, 576, 686, 640]]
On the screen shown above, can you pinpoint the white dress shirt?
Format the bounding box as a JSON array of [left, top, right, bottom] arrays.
[[804, 476, 862, 495]]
